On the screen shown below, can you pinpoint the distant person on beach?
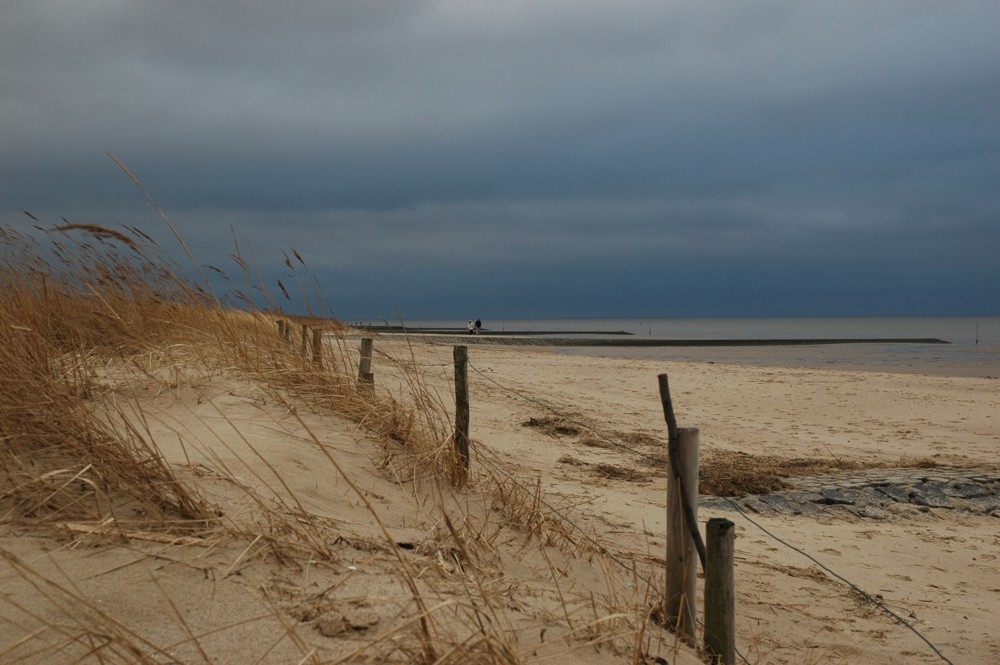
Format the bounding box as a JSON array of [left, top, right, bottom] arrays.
[[475, 319, 482, 334], [467, 320, 474, 335]]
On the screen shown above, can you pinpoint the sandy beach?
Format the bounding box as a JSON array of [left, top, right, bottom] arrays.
[[3, 333, 998, 663], [415, 340, 1000, 663]]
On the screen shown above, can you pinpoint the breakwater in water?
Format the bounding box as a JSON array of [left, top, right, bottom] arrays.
[[353, 326, 947, 348]]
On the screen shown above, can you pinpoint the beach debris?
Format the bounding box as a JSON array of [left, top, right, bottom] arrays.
[[704, 467, 1000, 520], [522, 415, 581, 437]]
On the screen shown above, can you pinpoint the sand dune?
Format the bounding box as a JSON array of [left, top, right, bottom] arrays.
[[3, 333, 997, 663]]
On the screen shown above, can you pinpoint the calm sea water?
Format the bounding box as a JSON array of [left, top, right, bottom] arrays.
[[396, 317, 1000, 377]]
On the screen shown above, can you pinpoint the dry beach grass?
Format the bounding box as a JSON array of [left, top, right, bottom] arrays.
[[2, 218, 998, 664], [0, 220, 698, 663]]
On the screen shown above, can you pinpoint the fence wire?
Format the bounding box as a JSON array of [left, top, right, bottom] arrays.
[[464, 356, 954, 665], [722, 498, 955, 665], [467, 360, 752, 663]]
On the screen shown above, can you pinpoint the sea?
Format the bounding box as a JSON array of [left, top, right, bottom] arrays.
[[387, 316, 1000, 378]]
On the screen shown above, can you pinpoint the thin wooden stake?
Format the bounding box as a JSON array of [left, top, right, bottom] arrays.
[[453, 345, 470, 474], [312, 328, 323, 368], [658, 374, 707, 567], [358, 337, 374, 385], [705, 518, 736, 665], [300, 324, 308, 356], [665, 426, 699, 644]]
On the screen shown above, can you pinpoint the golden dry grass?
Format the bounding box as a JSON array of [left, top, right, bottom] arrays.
[[0, 218, 688, 664]]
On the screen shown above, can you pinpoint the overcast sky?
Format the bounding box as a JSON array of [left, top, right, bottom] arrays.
[[3, 1, 998, 319]]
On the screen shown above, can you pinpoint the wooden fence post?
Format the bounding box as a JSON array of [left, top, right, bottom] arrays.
[[453, 345, 470, 473], [276, 319, 286, 341], [666, 426, 699, 645], [312, 328, 324, 368], [358, 337, 374, 386], [300, 324, 308, 356], [704, 518, 736, 665]]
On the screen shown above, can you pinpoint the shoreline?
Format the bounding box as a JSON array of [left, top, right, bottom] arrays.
[[344, 328, 997, 379], [556, 343, 1000, 379]]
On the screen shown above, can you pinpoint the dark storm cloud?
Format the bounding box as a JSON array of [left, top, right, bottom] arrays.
[[2, 1, 998, 316]]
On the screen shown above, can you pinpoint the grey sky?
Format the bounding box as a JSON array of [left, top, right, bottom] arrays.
[[3, 1, 998, 318]]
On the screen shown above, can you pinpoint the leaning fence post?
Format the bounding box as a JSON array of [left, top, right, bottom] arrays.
[[666, 426, 699, 644], [358, 337, 374, 386], [453, 345, 470, 474], [704, 518, 736, 665], [312, 328, 324, 368]]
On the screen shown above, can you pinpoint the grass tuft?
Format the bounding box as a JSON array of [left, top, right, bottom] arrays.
[[1, 213, 684, 663]]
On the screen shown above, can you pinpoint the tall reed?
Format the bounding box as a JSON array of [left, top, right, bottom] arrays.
[[0, 223, 211, 527], [0, 216, 681, 664]]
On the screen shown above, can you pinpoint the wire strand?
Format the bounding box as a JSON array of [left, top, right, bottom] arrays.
[[471, 444, 752, 665], [466, 356, 953, 665], [468, 360, 757, 662], [469, 360, 666, 465], [723, 498, 954, 665]]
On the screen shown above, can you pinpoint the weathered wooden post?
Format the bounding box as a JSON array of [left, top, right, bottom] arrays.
[[276, 319, 286, 341], [282, 320, 291, 344], [312, 328, 324, 368], [453, 345, 470, 474], [666, 426, 699, 644], [658, 373, 705, 644], [300, 324, 309, 356], [358, 337, 374, 386], [705, 518, 736, 665]]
